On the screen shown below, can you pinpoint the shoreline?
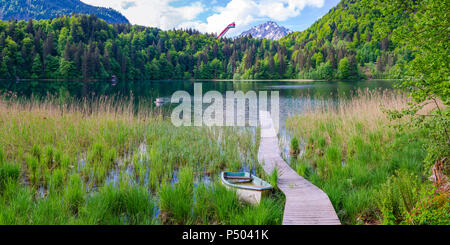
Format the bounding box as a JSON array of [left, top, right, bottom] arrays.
[[0, 78, 398, 83]]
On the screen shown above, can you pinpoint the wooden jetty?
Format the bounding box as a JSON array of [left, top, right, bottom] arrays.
[[258, 110, 341, 225]]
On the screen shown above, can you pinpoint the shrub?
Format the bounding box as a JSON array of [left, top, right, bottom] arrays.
[[377, 170, 419, 224], [404, 188, 450, 225]]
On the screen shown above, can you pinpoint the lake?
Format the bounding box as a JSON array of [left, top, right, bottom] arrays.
[[0, 79, 394, 157]]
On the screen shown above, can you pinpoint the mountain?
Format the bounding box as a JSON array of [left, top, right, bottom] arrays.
[[239, 21, 291, 40], [279, 0, 412, 80], [0, 0, 129, 24]]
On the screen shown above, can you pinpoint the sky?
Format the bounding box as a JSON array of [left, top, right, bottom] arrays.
[[81, 0, 340, 36]]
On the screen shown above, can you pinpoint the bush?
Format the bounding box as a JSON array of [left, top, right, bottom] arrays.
[[404, 188, 450, 225], [377, 170, 419, 224]]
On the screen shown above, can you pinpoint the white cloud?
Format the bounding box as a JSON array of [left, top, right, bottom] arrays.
[[81, 0, 205, 30], [186, 0, 324, 36], [81, 0, 324, 36]]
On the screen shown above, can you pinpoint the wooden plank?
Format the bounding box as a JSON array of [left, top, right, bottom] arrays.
[[258, 110, 341, 225]]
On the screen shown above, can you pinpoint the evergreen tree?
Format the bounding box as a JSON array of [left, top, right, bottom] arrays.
[[31, 53, 42, 78]]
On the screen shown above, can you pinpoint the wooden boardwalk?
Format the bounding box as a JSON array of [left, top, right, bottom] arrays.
[[258, 111, 341, 225]]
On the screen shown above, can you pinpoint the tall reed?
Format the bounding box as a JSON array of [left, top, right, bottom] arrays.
[[287, 89, 429, 224], [0, 94, 283, 225]]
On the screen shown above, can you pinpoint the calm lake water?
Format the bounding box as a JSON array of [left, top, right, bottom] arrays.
[[1, 79, 394, 158]]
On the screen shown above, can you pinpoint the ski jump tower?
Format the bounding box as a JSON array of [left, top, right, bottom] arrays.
[[217, 22, 235, 38]]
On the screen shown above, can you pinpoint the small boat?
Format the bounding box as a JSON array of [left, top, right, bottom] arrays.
[[155, 97, 165, 107], [221, 171, 272, 204], [111, 75, 117, 86]]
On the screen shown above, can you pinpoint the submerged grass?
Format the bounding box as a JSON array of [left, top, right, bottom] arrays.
[[287, 88, 445, 224], [80, 178, 156, 225], [0, 94, 283, 225]]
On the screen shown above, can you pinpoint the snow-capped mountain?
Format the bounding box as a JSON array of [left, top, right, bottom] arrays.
[[239, 21, 292, 40]]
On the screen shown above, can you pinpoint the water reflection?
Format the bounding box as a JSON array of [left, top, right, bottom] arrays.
[[0, 79, 393, 118], [1, 79, 394, 158]]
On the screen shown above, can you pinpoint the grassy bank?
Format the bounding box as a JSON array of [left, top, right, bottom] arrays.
[[287, 89, 449, 225], [0, 95, 284, 225]]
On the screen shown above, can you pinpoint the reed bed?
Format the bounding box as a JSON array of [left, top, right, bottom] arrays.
[[287, 88, 444, 224], [0, 94, 283, 225]]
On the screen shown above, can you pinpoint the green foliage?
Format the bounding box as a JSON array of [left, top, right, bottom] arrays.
[[0, 163, 20, 192], [81, 179, 155, 225], [290, 137, 299, 155], [31, 54, 43, 79], [193, 183, 241, 224], [337, 57, 350, 79], [0, 14, 277, 80], [159, 167, 194, 224], [63, 173, 84, 215], [377, 171, 450, 225], [232, 197, 284, 225], [159, 167, 284, 225], [0, 96, 285, 224], [316, 62, 334, 80], [0, 0, 412, 81], [281, 0, 409, 80], [270, 167, 278, 190], [404, 189, 450, 225], [287, 91, 431, 224], [0, 147, 4, 164], [377, 170, 419, 224], [376, 0, 450, 170]]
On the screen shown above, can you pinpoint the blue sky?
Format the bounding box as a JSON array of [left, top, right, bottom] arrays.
[[81, 0, 340, 36]]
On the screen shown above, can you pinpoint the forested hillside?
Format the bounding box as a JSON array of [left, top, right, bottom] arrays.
[[0, 14, 287, 80], [0, 0, 412, 81], [0, 0, 129, 24], [280, 0, 414, 80]]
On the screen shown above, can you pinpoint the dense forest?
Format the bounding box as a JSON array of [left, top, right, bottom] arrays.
[[0, 0, 129, 24], [0, 0, 411, 81], [280, 0, 414, 80]]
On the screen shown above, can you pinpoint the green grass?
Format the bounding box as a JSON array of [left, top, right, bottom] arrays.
[[0, 163, 20, 193], [290, 137, 299, 156], [0, 95, 284, 225], [269, 167, 278, 190], [80, 178, 156, 225], [287, 89, 442, 224], [159, 167, 284, 225], [159, 167, 194, 224]]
